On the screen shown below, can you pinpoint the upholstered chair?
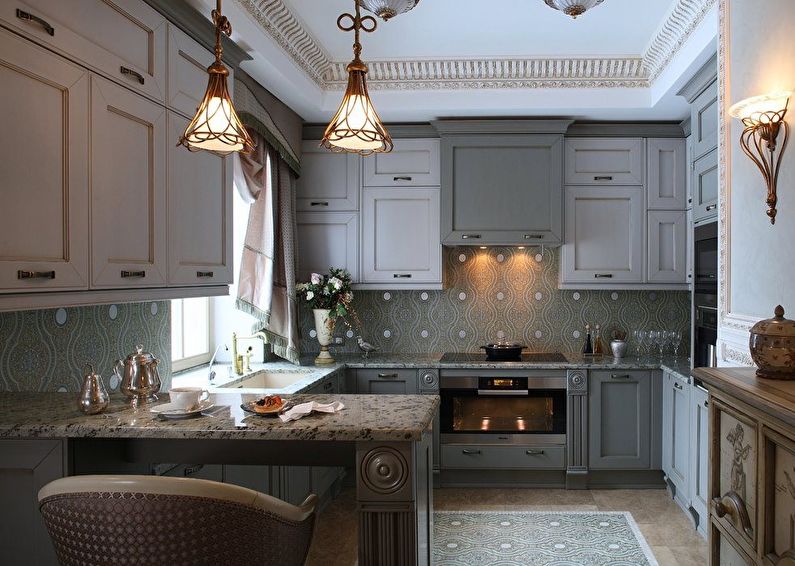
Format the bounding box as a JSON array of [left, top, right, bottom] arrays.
[[38, 475, 318, 566]]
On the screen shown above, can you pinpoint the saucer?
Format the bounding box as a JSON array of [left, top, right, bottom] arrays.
[[150, 399, 214, 419]]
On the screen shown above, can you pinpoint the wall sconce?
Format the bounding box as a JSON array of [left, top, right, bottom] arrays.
[[729, 91, 791, 224]]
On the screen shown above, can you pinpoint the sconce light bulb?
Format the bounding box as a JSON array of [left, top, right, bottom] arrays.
[[729, 91, 792, 123]]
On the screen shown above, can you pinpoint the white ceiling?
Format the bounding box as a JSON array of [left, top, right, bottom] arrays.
[[189, 0, 719, 123], [284, 0, 676, 60]]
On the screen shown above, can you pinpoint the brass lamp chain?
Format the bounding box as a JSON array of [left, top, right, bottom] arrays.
[[739, 108, 790, 224], [212, 0, 232, 64], [338, 0, 378, 71]]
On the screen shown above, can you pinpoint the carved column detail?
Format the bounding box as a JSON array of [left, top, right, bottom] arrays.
[[566, 370, 589, 488]]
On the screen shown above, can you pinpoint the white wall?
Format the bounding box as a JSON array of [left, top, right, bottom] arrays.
[[719, 0, 795, 362]]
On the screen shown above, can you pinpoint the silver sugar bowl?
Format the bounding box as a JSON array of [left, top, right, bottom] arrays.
[[114, 344, 161, 404], [78, 364, 110, 415]]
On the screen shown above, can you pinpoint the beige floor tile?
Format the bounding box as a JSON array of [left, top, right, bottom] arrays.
[[650, 546, 680, 566]]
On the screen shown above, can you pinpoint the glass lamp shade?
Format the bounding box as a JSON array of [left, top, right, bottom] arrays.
[[179, 63, 254, 157], [359, 0, 420, 20], [321, 68, 393, 155], [543, 0, 605, 18], [729, 91, 791, 125]]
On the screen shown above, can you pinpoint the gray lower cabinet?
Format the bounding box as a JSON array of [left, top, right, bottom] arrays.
[[589, 370, 653, 469], [0, 439, 65, 564], [356, 368, 419, 395], [441, 444, 566, 470], [689, 384, 710, 535], [661, 371, 691, 502]]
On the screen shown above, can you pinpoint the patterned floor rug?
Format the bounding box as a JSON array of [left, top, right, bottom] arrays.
[[434, 511, 658, 566]]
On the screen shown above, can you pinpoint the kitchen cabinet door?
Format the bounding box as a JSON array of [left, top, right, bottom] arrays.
[[91, 76, 167, 287], [356, 369, 419, 395], [647, 138, 687, 210], [167, 112, 233, 286], [691, 81, 718, 160], [0, 29, 89, 292], [564, 138, 644, 185], [363, 138, 440, 187], [692, 149, 718, 224], [589, 370, 651, 469], [1, 0, 167, 102], [361, 187, 442, 284], [167, 24, 214, 118], [441, 134, 563, 246], [664, 372, 691, 504], [296, 142, 359, 212], [0, 439, 65, 565], [647, 210, 687, 284], [561, 186, 644, 284], [296, 212, 359, 282], [689, 384, 709, 535]]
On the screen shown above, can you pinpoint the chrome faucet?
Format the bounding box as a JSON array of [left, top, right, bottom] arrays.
[[207, 343, 228, 382], [231, 331, 270, 375]]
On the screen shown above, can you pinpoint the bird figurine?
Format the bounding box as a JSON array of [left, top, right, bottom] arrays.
[[357, 336, 379, 359]]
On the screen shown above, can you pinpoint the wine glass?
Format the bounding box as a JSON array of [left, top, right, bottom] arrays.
[[634, 330, 645, 357], [649, 331, 664, 358], [671, 330, 683, 359]]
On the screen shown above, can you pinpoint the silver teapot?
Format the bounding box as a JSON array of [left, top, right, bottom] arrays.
[[114, 344, 161, 404]]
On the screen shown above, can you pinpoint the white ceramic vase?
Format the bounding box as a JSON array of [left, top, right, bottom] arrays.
[[313, 309, 335, 365]]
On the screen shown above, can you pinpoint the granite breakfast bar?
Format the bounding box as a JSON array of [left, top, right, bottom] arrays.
[[0, 391, 439, 566]]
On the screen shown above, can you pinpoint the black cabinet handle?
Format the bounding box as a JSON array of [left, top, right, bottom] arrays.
[[196, 271, 214, 278], [393, 176, 412, 181], [674, 382, 683, 390], [594, 175, 613, 181], [310, 201, 329, 207], [120, 66, 145, 85], [526, 449, 545, 455], [462, 449, 481, 455], [323, 381, 333, 391], [16, 9, 54, 36], [594, 273, 613, 279], [393, 274, 412, 279], [17, 270, 55, 280], [461, 234, 481, 239], [121, 270, 146, 278], [524, 234, 544, 240], [377, 373, 399, 379], [705, 204, 717, 212], [611, 374, 632, 380]]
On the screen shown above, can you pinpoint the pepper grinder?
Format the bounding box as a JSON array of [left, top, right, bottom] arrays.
[[78, 363, 110, 415]]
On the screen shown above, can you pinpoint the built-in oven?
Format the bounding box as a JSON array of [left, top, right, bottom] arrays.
[[439, 370, 566, 445], [694, 221, 718, 294], [694, 292, 718, 368]]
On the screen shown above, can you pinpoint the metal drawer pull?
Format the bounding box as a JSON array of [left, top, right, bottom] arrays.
[[594, 273, 613, 279], [16, 9, 54, 36], [610, 374, 632, 380], [523, 234, 544, 240], [17, 270, 55, 280], [121, 270, 146, 278], [461, 234, 481, 239], [705, 204, 717, 212], [323, 381, 333, 390], [183, 464, 204, 477], [594, 175, 613, 181], [462, 449, 481, 455], [393, 274, 412, 279], [526, 449, 545, 455], [697, 273, 717, 279], [673, 382, 683, 390], [377, 373, 399, 379], [704, 400, 709, 408], [712, 492, 754, 538], [310, 201, 329, 206], [477, 390, 529, 396], [196, 271, 214, 278], [120, 66, 145, 85], [393, 176, 412, 181]]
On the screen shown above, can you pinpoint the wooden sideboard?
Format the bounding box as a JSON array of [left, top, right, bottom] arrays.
[[693, 367, 795, 566]]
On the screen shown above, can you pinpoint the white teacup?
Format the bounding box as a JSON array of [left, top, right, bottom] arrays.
[[168, 387, 209, 411]]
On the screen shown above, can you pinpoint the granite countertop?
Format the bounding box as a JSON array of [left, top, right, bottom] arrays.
[[0, 392, 439, 442]]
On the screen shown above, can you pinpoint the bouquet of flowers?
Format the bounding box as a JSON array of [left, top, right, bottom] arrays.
[[295, 268, 359, 328]]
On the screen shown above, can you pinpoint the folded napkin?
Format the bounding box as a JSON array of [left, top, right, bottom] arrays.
[[279, 401, 345, 423]]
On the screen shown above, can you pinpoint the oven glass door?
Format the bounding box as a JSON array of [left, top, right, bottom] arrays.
[[440, 389, 566, 436]]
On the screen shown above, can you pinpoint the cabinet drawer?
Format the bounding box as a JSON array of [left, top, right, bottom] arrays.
[[761, 426, 795, 562], [441, 444, 565, 470], [712, 522, 755, 566], [363, 138, 440, 187], [711, 398, 758, 553], [2, 0, 166, 101], [564, 138, 644, 185], [356, 369, 418, 394]]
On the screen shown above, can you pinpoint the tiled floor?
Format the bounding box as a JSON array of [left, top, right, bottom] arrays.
[[306, 487, 707, 566]]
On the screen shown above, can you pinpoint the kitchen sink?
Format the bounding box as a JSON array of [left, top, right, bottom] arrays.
[[218, 370, 313, 390]]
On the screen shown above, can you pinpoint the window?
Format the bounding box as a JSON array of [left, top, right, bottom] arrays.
[[171, 297, 212, 371]]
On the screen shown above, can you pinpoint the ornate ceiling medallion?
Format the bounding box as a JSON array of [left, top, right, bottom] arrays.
[[359, 0, 420, 21], [543, 0, 605, 19]]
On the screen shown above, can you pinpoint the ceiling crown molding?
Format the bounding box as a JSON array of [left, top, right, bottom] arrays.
[[642, 0, 718, 81], [236, 0, 716, 91]]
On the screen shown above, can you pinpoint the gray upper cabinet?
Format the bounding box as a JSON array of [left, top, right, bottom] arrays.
[[296, 142, 359, 212], [647, 138, 687, 210], [363, 138, 440, 187], [692, 149, 718, 223], [564, 138, 644, 185], [296, 212, 359, 282], [647, 210, 687, 284], [440, 134, 564, 246], [561, 186, 644, 284], [356, 369, 419, 395], [691, 81, 719, 161], [589, 370, 652, 469]]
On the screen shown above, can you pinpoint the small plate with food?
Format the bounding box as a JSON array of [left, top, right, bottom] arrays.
[[241, 395, 289, 417]]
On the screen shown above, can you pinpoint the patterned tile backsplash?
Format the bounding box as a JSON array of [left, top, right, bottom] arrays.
[[299, 247, 691, 355], [0, 302, 170, 392]]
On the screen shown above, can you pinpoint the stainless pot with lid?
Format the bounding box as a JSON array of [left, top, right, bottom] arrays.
[[114, 344, 161, 404]]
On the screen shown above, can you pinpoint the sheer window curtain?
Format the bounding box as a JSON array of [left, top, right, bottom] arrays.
[[235, 133, 300, 364]]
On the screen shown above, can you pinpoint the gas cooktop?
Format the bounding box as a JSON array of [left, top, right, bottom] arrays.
[[439, 352, 569, 363]]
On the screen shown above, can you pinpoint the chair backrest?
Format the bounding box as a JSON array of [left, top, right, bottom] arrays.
[[38, 475, 317, 566]]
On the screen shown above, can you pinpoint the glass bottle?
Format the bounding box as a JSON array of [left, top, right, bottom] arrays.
[[594, 324, 604, 355], [582, 324, 593, 355]]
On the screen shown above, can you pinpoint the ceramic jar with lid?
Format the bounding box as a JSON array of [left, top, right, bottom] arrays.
[[749, 305, 795, 379]]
